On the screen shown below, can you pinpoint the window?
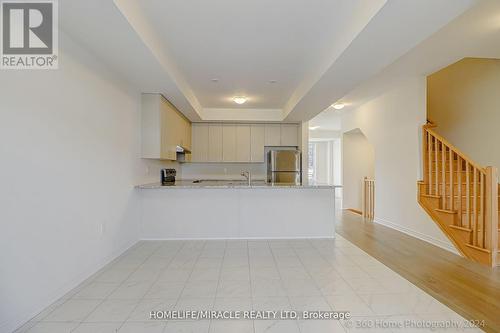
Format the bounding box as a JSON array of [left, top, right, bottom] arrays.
[[308, 142, 317, 182]]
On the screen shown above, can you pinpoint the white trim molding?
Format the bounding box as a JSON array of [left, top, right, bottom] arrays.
[[373, 217, 460, 256]]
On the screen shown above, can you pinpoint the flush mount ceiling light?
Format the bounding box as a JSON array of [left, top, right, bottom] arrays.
[[309, 126, 320, 130], [233, 96, 248, 104], [332, 103, 345, 110]]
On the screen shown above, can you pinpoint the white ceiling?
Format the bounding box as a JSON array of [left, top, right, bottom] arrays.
[[309, 107, 342, 131], [60, 0, 478, 122], [135, 0, 386, 110], [312, 0, 500, 134]]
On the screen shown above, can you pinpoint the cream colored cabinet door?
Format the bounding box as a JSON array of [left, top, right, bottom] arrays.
[[184, 119, 192, 151], [236, 125, 251, 162], [280, 124, 299, 147], [208, 124, 223, 162], [265, 124, 281, 146], [191, 123, 208, 162], [222, 124, 237, 162], [161, 99, 178, 160], [250, 124, 265, 162]]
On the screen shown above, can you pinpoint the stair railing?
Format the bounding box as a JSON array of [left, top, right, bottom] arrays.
[[422, 124, 498, 262], [362, 177, 375, 220]]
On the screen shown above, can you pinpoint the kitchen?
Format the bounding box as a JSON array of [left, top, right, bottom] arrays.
[[137, 94, 338, 239], [3, 1, 485, 332]]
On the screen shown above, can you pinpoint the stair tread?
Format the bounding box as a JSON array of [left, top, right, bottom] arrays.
[[435, 208, 457, 214], [449, 225, 472, 232], [421, 194, 440, 198], [464, 243, 491, 253]]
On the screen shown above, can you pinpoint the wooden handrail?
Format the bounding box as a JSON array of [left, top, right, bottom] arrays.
[[425, 126, 485, 172]]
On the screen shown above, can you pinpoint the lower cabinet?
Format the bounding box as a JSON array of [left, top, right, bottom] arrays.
[[190, 123, 299, 163]]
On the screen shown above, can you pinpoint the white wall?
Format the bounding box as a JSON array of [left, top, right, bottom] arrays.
[[342, 129, 375, 210], [342, 76, 456, 252], [0, 32, 162, 332]]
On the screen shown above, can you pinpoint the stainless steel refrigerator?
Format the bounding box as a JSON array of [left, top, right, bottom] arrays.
[[267, 150, 302, 184]]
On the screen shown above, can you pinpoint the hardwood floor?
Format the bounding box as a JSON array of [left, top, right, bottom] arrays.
[[336, 210, 500, 333]]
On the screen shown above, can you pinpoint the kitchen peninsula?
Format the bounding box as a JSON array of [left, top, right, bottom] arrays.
[[137, 180, 340, 240]]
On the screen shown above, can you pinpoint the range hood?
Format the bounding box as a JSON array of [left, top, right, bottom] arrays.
[[176, 146, 191, 154]]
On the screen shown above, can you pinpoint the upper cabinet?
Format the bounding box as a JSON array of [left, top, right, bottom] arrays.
[[264, 124, 281, 146], [222, 124, 237, 162], [191, 123, 208, 162], [141, 94, 191, 161], [190, 122, 300, 163], [236, 125, 251, 162], [280, 124, 299, 146], [250, 125, 265, 163], [208, 124, 223, 162]]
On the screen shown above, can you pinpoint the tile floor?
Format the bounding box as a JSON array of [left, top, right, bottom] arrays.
[[15, 236, 482, 332]]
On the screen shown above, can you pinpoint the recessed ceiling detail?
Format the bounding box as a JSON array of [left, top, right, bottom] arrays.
[[63, 0, 478, 122], [115, 0, 388, 119]]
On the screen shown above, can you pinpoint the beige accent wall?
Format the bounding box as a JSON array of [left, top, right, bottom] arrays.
[[427, 58, 500, 169]]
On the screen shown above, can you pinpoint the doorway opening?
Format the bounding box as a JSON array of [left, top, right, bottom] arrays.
[[342, 128, 375, 217]]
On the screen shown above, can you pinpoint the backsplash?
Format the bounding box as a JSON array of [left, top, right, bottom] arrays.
[[180, 162, 266, 180], [140, 159, 181, 184]]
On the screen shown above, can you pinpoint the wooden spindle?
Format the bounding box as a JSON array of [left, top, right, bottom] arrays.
[[441, 143, 446, 209], [480, 172, 485, 248], [473, 167, 478, 246], [434, 136, 439, 195], [466, 163, 470, 229], [457, 156, 462, 227], [449, 148, 454, 212], [428, 132, 432, 195]]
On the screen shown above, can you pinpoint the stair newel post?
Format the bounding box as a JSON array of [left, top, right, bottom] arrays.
[[485, 166, 498, 266]]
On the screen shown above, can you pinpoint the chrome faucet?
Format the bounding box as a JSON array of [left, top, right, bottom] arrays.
[[241, 171, 251, 186]]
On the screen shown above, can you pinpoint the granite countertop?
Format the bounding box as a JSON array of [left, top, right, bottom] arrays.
[[136, 179, 341, 189]]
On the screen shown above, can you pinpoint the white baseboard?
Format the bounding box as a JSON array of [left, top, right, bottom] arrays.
[[141, 235, 335, 241], [373, 217, 460, 256], [3, 239, 139, 333]]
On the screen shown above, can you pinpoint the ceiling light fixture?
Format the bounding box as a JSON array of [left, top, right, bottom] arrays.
[[211, 78, 219, 82], [309, 126, 320, 130], [233, 96, 247, 105], [268, 80, 277, 84], [332, 103, 345, 110]]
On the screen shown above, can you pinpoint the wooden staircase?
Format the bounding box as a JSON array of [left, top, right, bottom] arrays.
[[418, 123, 499, 266]]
